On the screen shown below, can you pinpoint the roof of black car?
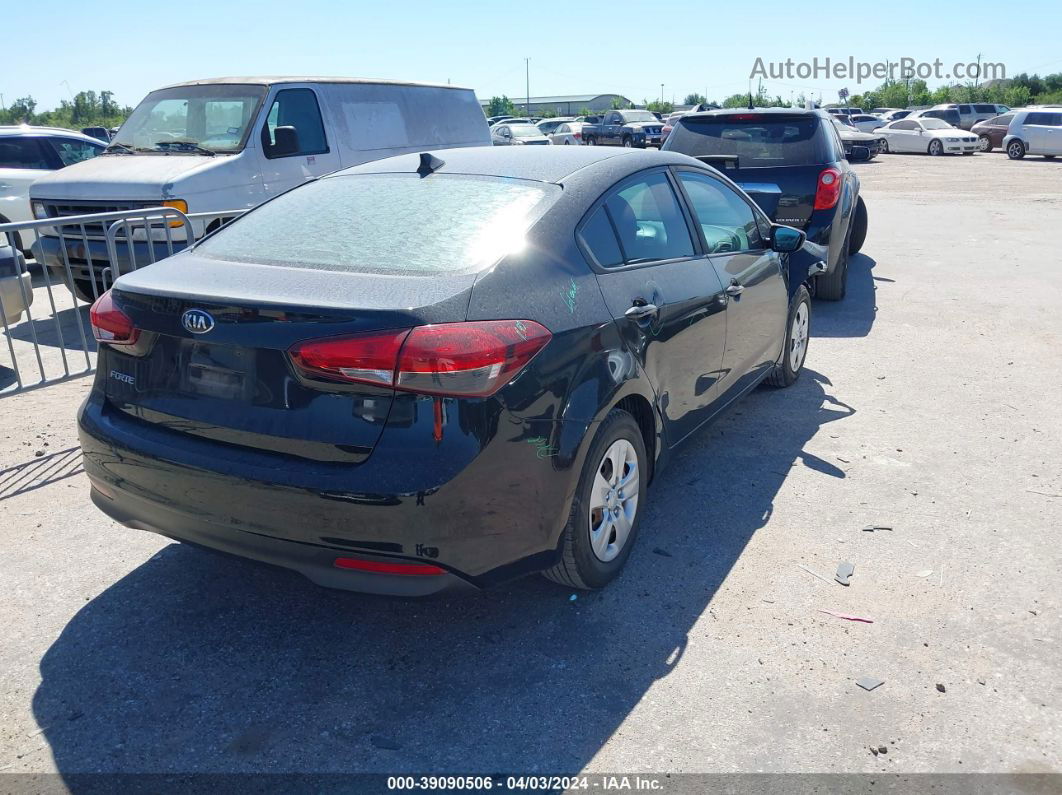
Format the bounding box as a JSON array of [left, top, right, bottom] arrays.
[[333, 146, 701, 185]]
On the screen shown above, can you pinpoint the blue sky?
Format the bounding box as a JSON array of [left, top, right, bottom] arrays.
[[4, 0, 1060, 110]]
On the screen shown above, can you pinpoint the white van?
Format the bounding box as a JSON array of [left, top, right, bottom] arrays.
[[29, 77, 491, 299]]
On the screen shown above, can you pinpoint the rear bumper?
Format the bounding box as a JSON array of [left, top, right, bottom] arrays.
[[78, 392, 589, 595], [0, 271, 33, 325], [88, 485, 473, 596]]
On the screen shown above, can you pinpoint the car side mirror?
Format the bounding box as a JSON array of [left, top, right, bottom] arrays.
[[848, 145, 871, 162], [771, 224, 806, 253], [270, 126, 300, 157]]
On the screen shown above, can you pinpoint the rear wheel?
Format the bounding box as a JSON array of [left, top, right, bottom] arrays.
[[848, 196, 868, 255], [817, 232, 849, 301], [1045, 155, 1056, 159], [764, 285, 811, 388], [978, 135, 992, 152], [585, 136, 596, 146], [544, 410, 647, 590], [879, 138, 889, 153], [1007, 139, 1026, 159], [928, 139, 944, 156]]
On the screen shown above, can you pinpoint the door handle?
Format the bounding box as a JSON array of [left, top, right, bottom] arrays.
[[625, 301, 659, 320], [725, 281, 745, 297]]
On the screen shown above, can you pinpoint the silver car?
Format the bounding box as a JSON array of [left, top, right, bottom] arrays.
[[491, 123, 552, 146]]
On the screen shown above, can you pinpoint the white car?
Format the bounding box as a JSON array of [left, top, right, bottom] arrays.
[[549, 121, 591, 145], [1003, 109, 1062, 159], [536, 117, 575, 137], [877, 118, 979, 155], [847, 113, 887, 133], [1, 125, 105, 254]]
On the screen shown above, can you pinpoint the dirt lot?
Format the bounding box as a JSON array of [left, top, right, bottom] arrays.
[[1, 150, 1060, 780]]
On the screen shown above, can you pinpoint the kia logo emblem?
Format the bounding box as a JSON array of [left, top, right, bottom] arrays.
[[181, 309, 215, 334]]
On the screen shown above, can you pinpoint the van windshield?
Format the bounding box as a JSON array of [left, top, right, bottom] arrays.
[[108, 84, 267, 154]]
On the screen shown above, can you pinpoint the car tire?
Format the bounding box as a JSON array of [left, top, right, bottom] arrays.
[[847, 196, 868, 255], [817, 231, 849, 301], [928, 139, 943, 156], [764, 285, 812, 388], [564, 140, 571, 145], [1045, 155, 1056, 159], [622, 135, 633, 148], [978, 135, 992, 152], [72, 277, 103, 304], [879, 138, 889, 153], [585, 137, 596, 146], [544, 409, 647, 590], [1007, 139, 1026, 159]]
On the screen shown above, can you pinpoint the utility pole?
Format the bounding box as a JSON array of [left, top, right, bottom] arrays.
[[974, 52, 982, 87], [660, 83, 664, 105], [525, 58, 530, 117]]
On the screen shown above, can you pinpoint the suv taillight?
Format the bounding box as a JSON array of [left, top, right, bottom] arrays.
[[814, 167, 843, 210], [289, 320, 552, 397], [89, 290, 140, 345]]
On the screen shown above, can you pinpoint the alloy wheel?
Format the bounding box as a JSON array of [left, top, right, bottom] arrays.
[[588, 439, 639, 563], [979, 135, 991, 152], [789, 301, 810, 372]]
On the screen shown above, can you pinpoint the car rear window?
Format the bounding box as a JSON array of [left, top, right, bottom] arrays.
[[197, 174, 560, 274], [974, 104, 997, 113], [668, 116, 823, 167]]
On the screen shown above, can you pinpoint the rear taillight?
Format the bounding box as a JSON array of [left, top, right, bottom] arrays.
[[574, 132, 582, 139], [814, 167, 843, 210], [334, 557, 445, 576], [289, 320, 551, 398], [89, 290, 140, 345]]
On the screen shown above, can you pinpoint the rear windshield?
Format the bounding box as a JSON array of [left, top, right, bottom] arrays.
[[197, 174, 560, 274], [668, 116, 823, 167], [510, 125, 541, 137]]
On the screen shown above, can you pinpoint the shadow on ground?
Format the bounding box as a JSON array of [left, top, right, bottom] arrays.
[[814, 254, 877, 338], [5, 304, 96, 354], [32, 298, 870, 775], [0, 447, 83, 501]]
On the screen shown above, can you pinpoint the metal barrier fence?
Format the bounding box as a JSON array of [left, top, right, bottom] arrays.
[[0, 207, 242, 397]]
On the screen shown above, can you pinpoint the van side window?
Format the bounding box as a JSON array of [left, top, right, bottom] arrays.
[[262, 88, 328, 159], [0, 137, 50, 169]]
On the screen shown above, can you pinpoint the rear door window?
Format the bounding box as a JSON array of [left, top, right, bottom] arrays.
[[669, 116, 822, 166], [600, 172, 695, 265], [0, 137, 51, 169], [578, 207, 624, 268], [974, 104, 997, 113], [263, 88, 328, 158], [197, 173, 560, 274]]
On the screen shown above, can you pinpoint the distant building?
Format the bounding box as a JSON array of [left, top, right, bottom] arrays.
[[481, 93, 634, 115]]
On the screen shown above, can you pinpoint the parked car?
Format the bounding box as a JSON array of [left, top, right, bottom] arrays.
[[536, 117, 576, 136], [79, 146, 812, 594], [880, 110, 912, 123], [29, 77, 491, 301], [661, 111, 688, 142], [877, 117, 978, 155], [0, 125, 105, 255], [971, 113, 1015, 152], [826, 107, 863, 117], [907, 108, 962, 127], [1003, 109, 1062, 159], [582, 110, 665, 148], [847, 114, 886, 133], [80, 126, 111, 142], [663, 108, 868, 301], [487, 115, 517, 125], [548, 122, 590, 145], [869, 108, 901, 116], [830, 118, 883, 159], [491, 123, 551, 146], [929, 103, 1011, 130]]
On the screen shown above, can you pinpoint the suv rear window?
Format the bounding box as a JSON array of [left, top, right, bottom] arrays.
[[198, 174, 560, 274], [668, 116, 823, 167], [974, 104, 997, 113]]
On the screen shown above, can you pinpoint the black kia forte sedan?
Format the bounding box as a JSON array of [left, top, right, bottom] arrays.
[[80, 146, 812, 596]]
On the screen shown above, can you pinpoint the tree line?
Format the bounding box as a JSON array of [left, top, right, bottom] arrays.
[[0, 90, 133, 129], [484, 72, 1062, 119]]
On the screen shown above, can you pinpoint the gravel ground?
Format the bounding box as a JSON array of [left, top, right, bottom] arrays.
[[0, 150, 1060, 780]]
